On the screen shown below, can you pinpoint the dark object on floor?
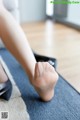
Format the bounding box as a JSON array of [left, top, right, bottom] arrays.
[[0, 49, 80, 120], [34, 52, 57, 69], [0, 79, 12, 101], [0, 58, 12, 101]]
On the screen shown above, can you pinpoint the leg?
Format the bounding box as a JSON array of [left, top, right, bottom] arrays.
[[0, 2, 58, 101], [0, 5, 36, 80]]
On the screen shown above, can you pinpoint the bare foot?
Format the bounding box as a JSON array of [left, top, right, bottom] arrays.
[[32, 62, 59, 102], [0, 63, 8, 83]]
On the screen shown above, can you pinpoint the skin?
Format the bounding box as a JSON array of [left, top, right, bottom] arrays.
[[0, 63, 8, 83], [0, 1, 58, 101]]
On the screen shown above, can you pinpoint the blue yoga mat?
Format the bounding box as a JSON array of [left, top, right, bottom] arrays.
[[0, 49, 80, 120]]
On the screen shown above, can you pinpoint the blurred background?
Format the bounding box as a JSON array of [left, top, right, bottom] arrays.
[[19, 0, 46, 23], [17, 0, 80, 91], [18, 0, 80, 29]]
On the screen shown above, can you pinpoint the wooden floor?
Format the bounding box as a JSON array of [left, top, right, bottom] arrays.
[[21, 20, 80, 93]]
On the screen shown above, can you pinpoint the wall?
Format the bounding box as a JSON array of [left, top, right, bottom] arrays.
[[68, 4, 80, 18], [67, 4, 80, 25], [19, 0, 46, 23], [54, 4, 68, 18]]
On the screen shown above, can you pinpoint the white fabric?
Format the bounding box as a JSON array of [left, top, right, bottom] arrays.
[[3, 0, 19, 11]]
